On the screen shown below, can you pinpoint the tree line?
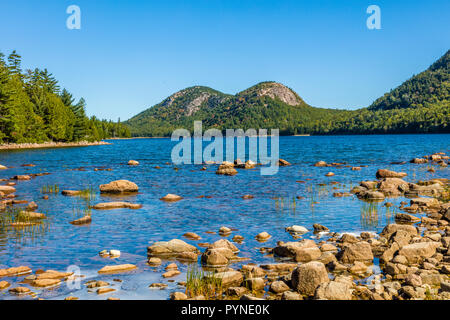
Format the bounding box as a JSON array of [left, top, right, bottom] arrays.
[[0, 50, 130, 144]]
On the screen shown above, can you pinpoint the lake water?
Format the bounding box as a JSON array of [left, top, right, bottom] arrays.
[[0, 134, 448, 300]]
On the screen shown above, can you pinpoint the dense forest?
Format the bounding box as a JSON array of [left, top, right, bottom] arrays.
[[125, 50, 450, 136], [0, 51, 130, 144]]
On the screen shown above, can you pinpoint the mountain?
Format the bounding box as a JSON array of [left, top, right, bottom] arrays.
[[369, 50, 450, 111], [126, 50, 450, 136], [125, 81, 348, 136]]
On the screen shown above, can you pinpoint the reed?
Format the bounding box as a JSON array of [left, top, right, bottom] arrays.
[[185, 265, 223, 299], [41, 184, 60, 194]]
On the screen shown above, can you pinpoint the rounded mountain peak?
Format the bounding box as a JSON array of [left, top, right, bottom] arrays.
[[237, 81, 305, 106]]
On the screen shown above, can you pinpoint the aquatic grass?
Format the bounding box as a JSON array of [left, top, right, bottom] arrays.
[[185, 265, 223, 300], [41, 184, 60, 194], [77, 187, 96, 207], [360, 201, 380, 229], [71, 199, 92, 218], [274, 196, 297, 214], [0, 207, 50, 246]]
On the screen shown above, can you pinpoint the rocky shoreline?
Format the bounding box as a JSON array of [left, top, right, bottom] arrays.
[[0, 140, 111, 151], [0, 153, 449, 300]]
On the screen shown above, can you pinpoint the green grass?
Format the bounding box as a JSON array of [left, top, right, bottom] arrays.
[[186, 265, 223, 299], [41, 184, 59, 194]]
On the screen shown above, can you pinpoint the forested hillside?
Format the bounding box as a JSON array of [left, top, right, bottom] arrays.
[[0, 51, 130, 144], [126, 50, 450, 136]]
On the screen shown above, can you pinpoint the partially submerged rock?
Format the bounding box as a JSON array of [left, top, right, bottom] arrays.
[[127, 160, 139, 166], [216, 162, 238, 175], [99, 180, 139, 193], [70, 215, 92, 225], [62, 190, 82, 196], [0, 266, 32, 277], [376, 169, 407, 179], [0, 185, 16, 195], [98, 264, 137, 274], [255, 232, 271, 242], [93, 202, 142, 210], [160, 194, 183, 202], [285, 225, 309, 234], [278, 159, 291, 166], [147, 239, 200, 260]]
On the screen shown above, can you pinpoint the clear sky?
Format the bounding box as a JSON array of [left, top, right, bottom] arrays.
[[0, 0, 449, 120]]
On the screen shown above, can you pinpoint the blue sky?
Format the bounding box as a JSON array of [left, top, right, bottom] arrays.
[[0, 0, 449, 120]]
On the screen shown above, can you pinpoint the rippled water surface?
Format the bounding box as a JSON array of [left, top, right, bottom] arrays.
[[0, 134, 448, 299]]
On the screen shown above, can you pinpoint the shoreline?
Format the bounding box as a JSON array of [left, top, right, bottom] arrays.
[[0, 140, 112, 151]]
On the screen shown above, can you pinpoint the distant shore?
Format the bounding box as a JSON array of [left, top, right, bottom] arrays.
[[0, 140, 111, 151]]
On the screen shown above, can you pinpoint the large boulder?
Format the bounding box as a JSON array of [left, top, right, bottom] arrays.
[[210, 239, 239, 253], [398, 242, 439, 264], [337, 241, 374, 264], [273, 240, 317, 259], [294, 247, 322, 263], [377, 178, 409, 196], [407, 184, 444, 197], [395, 213, 421, 223], [99, 180, 138, 193], [409, 197, 440, 209], [201, 248, 234, 266], [291, 261, 329, 296], [376, 169, 407, 179], [212, 270, 243, 287], [380, 224, 418, 239], [314, 281, 352, 300], [357, 190, 385, 200], [147, 239, 200, 260]]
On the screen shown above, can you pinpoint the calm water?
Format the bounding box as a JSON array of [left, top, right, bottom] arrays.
[[0, 134, 448, 299]]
